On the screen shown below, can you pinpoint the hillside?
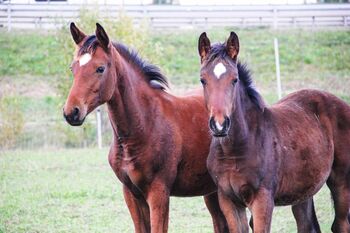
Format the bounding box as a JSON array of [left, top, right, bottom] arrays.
[[0, 27, 349, 148]]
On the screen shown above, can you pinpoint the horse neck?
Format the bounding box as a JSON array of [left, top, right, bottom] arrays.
[[107, 52, 155, 143], [225, 84, 263, 150]]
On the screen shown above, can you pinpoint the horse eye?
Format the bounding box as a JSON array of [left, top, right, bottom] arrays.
[[69, 66, 72, 72], [96, 66, 105, 74], [200, 79, 207, 86], [232, 79, 238, 85]]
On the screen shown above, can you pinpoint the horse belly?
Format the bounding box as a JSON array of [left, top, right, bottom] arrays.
[[275, 141, 333, 205], [170, 169, 216, 197], [275, 180, 324, 206]]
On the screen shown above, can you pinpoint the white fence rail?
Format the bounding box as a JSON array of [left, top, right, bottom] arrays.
[[0, 3, 350, 30]]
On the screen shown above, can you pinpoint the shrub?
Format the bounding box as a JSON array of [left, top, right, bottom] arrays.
[[0, 97, 24, 149]]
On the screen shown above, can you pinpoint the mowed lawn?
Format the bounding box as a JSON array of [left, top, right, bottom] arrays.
[[0, 148, 334, 233]]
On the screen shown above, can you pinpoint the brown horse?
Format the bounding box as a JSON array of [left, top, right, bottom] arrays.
[[197, 32, 350, 233], [63, 23, 229, 233]]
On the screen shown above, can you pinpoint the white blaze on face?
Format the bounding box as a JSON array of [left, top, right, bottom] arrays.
[[79, 53, 92, 67], [213, 62, 226, 79], [215, 121, 223, 131]]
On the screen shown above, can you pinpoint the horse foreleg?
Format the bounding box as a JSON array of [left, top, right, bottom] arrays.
[[217, 189, 249, 233], [292, 198, 321, 233], [249, 188, 274, 233], [123, 185, 150, 233], [204, 192, 229, 233], [146, 180, 170, 233]]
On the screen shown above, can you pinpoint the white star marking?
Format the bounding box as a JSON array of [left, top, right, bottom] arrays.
[[79, 53, 92, 67], [213, 62, 226, 79]]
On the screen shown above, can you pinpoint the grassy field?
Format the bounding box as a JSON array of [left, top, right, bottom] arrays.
[[0, 148, 334, 233], [0, 25, 348, 232]]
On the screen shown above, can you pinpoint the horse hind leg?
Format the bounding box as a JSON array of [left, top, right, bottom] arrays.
[[327, 170, 350, 233], [204, 192, 229, 233], [292, 198, 321, 233]]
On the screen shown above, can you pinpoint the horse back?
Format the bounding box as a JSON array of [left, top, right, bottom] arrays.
[[275, 89, 350, 141]]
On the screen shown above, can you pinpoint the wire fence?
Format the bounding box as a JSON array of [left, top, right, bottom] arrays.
[[11, 106, 113, 149], [1, 3, 350, 30]]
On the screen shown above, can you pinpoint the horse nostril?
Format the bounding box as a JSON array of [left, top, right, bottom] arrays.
[[73, 107, 79, 115], [224, 116, 230, 129], [209, 117, 216, 130], [73, 107, 80, 121]]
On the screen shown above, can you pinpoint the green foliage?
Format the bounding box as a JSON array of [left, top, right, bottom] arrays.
[[55, 120, 96, 148], [0, 32, 59, 76], [0, 97, 24, 149], [152, 28, 350, 91]]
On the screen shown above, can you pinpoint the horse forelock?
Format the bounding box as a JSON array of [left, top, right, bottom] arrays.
[[78, 35, 99, 56]]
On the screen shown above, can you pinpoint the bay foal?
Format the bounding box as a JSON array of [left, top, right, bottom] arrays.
[[198, 32, 350, 233], [63, 23, 228, 233]]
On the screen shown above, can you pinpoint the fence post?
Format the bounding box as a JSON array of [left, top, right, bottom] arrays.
[[344, 16, 348, 27], [274, 38, 282, 100], [273, 8, 277, 29], [292, 17, 296, 28], [96, 107, 102, 149], [7, 2, 11, 32]]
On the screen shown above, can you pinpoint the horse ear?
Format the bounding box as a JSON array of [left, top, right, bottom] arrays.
[[70, 22, 86, 45], [95, 23, 110, 52], [226, 32, 239, 61], [198, 32, 211, 63]]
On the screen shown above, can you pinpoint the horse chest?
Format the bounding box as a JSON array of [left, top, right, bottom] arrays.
[[216, 166, 258, 206], [109, 145, 152, 192]]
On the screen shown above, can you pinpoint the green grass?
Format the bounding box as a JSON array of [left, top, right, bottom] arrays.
[[1, 28, 349, 100], [151, 28, 350, 88], [1, 28, 349, 115], [0, 32, 66, 77], [0, 149, 334, 233]]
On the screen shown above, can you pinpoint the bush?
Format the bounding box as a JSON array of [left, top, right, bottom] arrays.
[[0, 97, 24, 149]]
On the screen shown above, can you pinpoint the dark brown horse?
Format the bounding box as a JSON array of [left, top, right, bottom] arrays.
[[63, 23, 229, 233], [198, 32, 350, 233]]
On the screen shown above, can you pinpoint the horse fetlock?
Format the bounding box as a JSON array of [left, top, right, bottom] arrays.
[[331, 219, 350, 233]]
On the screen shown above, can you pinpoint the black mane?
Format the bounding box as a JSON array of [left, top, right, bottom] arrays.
[[78, 35, 169, 91], [237, 62, 265, 110], [206, 43, 265, 110]]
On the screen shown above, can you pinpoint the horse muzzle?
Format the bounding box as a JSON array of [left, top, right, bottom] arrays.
[[63, 107, 85, 126], [209, 116, 230, 137]]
